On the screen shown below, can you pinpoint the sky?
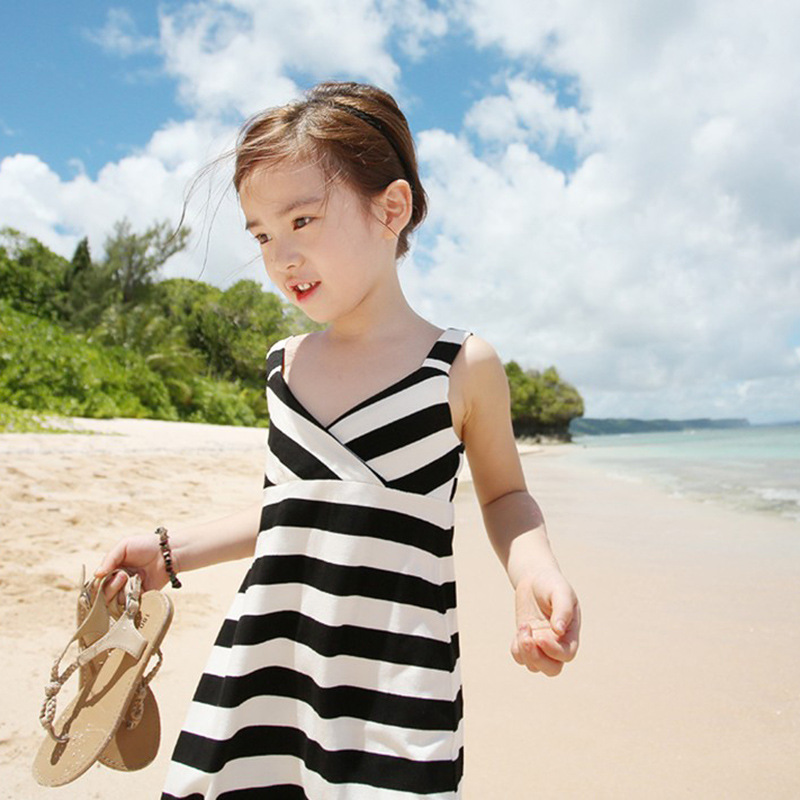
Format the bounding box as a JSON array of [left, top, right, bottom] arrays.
[[2, 0, 799, 424]]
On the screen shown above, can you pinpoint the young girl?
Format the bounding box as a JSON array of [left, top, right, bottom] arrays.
[[98, 81, 580, 799]]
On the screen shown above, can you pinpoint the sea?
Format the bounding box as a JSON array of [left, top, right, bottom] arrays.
[[567, 424, 800, 523]]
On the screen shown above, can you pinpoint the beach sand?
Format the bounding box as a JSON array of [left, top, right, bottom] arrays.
[[1, 418, 798, 798]]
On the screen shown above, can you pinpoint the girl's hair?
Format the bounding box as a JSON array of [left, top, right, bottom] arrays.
[[234, 82, 427, 258]]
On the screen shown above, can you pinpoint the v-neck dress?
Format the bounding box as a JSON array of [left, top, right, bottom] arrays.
[[162, 328, 471, 799]]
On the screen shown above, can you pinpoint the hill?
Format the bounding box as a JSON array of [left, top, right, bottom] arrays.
[[570, 418, 750, 436]]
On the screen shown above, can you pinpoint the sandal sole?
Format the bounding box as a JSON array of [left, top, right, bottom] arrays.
[[99, 685, 160, 771], [32, 591, 173, 787], [75, 582, 163, 772]]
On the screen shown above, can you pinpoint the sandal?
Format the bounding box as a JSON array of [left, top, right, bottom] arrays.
[[74, 568, 163, 773], [99, 683, 161, 772], [32, 570, 173, 787]]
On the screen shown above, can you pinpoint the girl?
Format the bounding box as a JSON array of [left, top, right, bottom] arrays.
[[98, 81, 580, 799]]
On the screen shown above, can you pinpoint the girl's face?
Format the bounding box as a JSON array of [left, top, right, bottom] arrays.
[[239, 161, 393, 324]]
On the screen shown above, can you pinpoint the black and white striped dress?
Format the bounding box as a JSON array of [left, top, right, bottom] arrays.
[[162, 328, 471, 799]]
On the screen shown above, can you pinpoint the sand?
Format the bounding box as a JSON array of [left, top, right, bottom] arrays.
[[1, 417, 798, 798]]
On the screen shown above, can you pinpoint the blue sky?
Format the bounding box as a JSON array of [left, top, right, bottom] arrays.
[[0, 2, 580, 179], [1, 1, 799, 423], [1, 3, 175, 178]]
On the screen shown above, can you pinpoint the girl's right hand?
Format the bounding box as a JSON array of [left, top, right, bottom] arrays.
[[95, 534, 170, 599]]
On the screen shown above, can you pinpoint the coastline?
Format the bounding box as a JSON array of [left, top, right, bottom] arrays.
[[569, 424, 800, 523], [1, 418, 798, 798]]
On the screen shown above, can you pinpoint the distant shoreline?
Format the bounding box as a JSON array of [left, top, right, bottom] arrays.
[[570, 416, 752, 435]]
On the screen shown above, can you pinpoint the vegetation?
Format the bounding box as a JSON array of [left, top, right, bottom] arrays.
[[0, 222, 308, 427], [1, 222, 584, 438], [504, 361, 584, 440], [0, 402, 74, 433], [570, 417, 750, 436]]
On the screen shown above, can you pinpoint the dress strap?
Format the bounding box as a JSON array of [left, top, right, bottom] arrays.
[[265, 337, 290, 380], [421, 328, 471, 375], [270, 329, 470, 378]]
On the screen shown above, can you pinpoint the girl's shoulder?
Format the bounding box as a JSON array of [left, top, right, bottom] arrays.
[[449, 334, 509, 439], [451, 333, 505, 382], [266, 336, 289, 359], [450, 334, 526, 500], [265, 335, 305, 381], [266, 333, 311, 362]]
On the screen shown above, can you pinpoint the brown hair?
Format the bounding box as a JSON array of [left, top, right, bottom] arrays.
[[234, 82, 427, 258]]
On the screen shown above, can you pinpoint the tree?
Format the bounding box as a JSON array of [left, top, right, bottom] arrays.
[[103, 219, 190, 306], [191, 280, 287, 382], [535, 366, 584, 433], [0, 228, 70, 320], [66, 237, 91, 289], [62, 219, 191, 330], [61, 236, 104, 325], [504, 361, 584, 439]]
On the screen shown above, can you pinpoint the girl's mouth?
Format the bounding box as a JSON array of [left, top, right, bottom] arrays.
[[291, 281, 320, 302]]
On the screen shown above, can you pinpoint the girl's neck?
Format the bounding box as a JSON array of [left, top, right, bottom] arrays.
[[323, 266, 422, 346]]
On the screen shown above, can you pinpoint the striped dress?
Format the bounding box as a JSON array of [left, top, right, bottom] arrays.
[[162, 327, 471, 799]]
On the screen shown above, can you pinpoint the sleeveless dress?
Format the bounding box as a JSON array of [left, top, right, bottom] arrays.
[[162, 328, 471, 799]]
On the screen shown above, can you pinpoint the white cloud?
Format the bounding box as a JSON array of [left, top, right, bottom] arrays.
[[158, 0, 403, 117], [400, 0, 800, 421], [84, 8, 158, 57], [0, 118, 260, 286], [155, 0, 451, 117], [465, 76, 588, 151], [0, 0, 447, 286], [378, 0, 449, 60], [0, 118, 17, 137]]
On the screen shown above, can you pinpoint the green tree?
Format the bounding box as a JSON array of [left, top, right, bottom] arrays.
[[92, 303, 204, 409], [103, 219, 190, 306], [0, 228, 70, 320], [63, 219, 190, 330], [0, 301, 175, 419], [199, 280, 286, 382], [61, 236, 109, 326], [535, 366, 584, 433], [8, 224, 589, 431], [65, 236, 91, 290], [153, 277, 220, 322], [504, 360, 584, 439]]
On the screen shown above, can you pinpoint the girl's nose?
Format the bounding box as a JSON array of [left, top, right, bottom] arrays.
[[267, 241, 300, 273]]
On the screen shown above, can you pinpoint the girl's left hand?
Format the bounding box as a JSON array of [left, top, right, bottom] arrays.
[[511, 569, 581, 676]]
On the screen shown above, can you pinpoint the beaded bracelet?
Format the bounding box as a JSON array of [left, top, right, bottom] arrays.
[[155, 526, 182, 588]]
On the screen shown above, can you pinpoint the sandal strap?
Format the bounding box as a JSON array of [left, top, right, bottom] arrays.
[[39, 571, 146, 743], [40, 661, 80, 743], [124, 646, 164, 730], [76, 610, 146, 666]]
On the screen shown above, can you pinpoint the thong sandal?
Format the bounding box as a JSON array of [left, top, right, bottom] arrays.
[[32, 570, 173, 787], [74, 569, 163, 773]]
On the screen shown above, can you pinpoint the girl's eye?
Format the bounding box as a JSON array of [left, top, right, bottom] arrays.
[[253, 218, 309, 245]]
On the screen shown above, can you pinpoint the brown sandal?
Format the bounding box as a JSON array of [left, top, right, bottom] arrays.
[[75, 568, 164, 772], [32, 570, 173, 787]]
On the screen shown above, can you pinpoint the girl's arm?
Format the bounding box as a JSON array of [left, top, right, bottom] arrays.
[[96, 500, 262, 597], [451, 335, 580, 675]]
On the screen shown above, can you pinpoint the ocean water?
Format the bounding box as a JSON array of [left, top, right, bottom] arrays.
[[567, 424, 800, 522]]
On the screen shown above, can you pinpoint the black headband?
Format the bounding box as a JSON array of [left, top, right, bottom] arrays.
[[308, 98, 415, 192]]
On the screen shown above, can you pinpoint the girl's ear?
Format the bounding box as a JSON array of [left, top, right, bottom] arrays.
[[376, 179, 413, 238]]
